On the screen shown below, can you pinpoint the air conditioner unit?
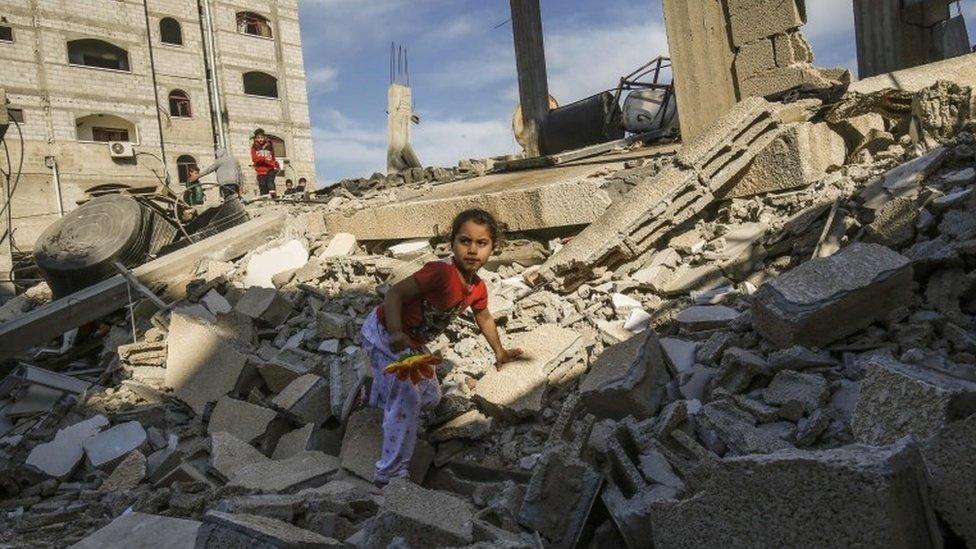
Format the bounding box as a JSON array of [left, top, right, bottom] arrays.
[[108, 141, 135, 159]]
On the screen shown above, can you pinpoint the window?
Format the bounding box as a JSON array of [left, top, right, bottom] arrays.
[[159, 18, 182, 45], [0, 24, 11, 43], [75, 114, 137, 142], [267, 134, 286, 158], [7, 108, 23, 124], [168, 89, 191, 117], [67, 39, 130, 71], [242, 71, 278, 98], [176, 155, 196, 184], [236, 12, 272, 38]]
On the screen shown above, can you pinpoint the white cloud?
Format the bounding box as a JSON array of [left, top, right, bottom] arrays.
[[306, 66, 339, 94], [413, 118, 517, 167]]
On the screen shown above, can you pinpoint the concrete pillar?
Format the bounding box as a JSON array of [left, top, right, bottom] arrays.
[[387, 84, 420, 175], [662, 0, 739, 142], [853, 0, 957, 78], [510, 0, 550, 158]]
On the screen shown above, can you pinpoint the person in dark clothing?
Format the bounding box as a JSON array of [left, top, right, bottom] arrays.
[[283, 179, 296, 195], [183, 165, 205, 205], [296, 177, 308, 193], [250, 128, 279, 198]]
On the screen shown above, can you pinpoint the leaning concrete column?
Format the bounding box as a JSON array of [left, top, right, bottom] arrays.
[[387, 83, 421, 175], [510, 0, 550, 158]]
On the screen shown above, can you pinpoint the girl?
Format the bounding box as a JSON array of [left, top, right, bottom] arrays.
[[360, 208, 523, 485]]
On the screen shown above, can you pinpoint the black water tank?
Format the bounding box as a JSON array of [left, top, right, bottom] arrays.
[[540, 91, 624, 156]]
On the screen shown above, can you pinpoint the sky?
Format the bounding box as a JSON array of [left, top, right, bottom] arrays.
[[297, 0, 976, 185]]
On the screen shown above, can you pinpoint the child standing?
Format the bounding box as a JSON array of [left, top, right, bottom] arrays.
[[360, 208, 523, 485]]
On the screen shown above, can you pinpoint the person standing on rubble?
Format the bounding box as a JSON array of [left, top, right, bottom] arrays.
[[250, 128, 280, 198], [188, 148, 244, 200], [360, 208, 524, 486]]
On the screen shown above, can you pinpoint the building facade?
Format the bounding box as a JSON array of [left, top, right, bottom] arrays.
[[0, 0, 316, 251]]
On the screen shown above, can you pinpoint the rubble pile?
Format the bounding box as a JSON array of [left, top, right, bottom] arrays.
[[0, 77, 973, 548]]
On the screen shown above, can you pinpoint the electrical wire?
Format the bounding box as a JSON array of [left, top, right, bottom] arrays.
[[0, 113, 25, 246]]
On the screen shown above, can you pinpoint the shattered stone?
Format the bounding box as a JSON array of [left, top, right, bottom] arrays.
[[715, 347, 767, 394], [365, 479, 473, 548], [70, 512, 201, 549], [210, 432, 271, 481], [82, 421, 148, 470], [660, 337, 699, 374], [26, 415, 108, 479], [921, 413, 976, 546], [320, 233, 357, 258], [794, 409, 830, 447], [852, 355, 976, 445], [208, 396, 276, 444], [430, 410, 493, 443], [649, 439, 939, 548], [316, 311, 354, 339], [234, 287, 293, 325], [580, 329, 671, 420], [201, 290, 232, 316], [768, 345, 837, 372], [639, 449, 684, 489], [272, 424, 317, 460], [228, 452, 339, 494], [197, 510, 343, 548], [518, 449, 602, 548], [752, 243, 913, 348], [244, 240, 310, 289], [271, 374, 331, 425], [763, 370, 829, 413], [699, 400, 792, 455], [864, 198, 918, 249], [696, 331, 735, 365], [675, 305, 740, 332]]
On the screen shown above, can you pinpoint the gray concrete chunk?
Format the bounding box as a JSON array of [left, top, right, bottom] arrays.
[[922, 413, 976, 546], [364, 479, 473, 548], [699, 400, 792, 455], [675, 306, 740, 331], [166, 311, 249, 415], [752, 243, 913, 348], [271, 424, 316, 460], [82, 421, 148, 470], [649, 439, 940, 548], [763, 370, 829, 413], [430, 409, 492, 443], [228, 452, 339, 494], [211, 432, 271, 481], [196, 510, 342, 548], [234, 287, 293, 326], [208, 396, 277, 443], [580, 330, 671, 420], [853, 356, 976, 445], [271, 374, 331, 425], [518, 449, 602, 548], [26, 415, 108, 479], [70, 512, 201, 549]]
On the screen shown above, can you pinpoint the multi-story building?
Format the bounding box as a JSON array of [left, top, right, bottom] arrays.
[[0, 0, 316, 252]]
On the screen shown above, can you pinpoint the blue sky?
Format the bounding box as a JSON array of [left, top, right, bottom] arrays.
[[298, 0, 976, 184]]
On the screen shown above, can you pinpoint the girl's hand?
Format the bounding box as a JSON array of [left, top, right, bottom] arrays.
[[494, 348, 524, 370], [388, 331, 411, 353]]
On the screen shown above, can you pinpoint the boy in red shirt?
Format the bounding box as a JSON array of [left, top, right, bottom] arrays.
[[250, 128, 280, 198], [360, 208, 522, 485]]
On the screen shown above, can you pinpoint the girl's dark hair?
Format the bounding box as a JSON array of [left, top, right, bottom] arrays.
[[450, 208, 502, 246]]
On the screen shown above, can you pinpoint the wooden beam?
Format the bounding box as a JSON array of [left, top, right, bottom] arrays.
[[510, 0, 549, 158], [0, 213, 286, 360]]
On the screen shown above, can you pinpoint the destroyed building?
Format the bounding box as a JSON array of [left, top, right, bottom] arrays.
[[0, 0, 975, 548]]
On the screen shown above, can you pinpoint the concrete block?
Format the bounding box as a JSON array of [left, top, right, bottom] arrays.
[[316, 311, 353, 339], [388, 239, 433, 261], [272, 424, 316, 460], [660, 338, 699, 374], [773, 31, 813, 66], [211, 432, 271, 481], [320, 233, 357, 258], [723, 122, 846, 198], [727, 0, 806, 47], [864, 198, 918, 248], [69, 512, 201, 549], [228, 452, 339, 494], [735, 38, 776, 79], [473, 325, 581, 419], [649, 440, 940, 548], [752, 243, 913, 348], [763, 370, 829, 413], [738, 64, 840, 99], [364, 479, 473, 548], [852, 356, 976, 445], [234, 287, 293, 325], [518, 449, 602, 548], [768, 345, 837, 372], [922, 413, 976, 545], [201, 290, 232, 316], [861, 147, 949, 210], [580, 330, 671, 420], [338, 408, 430, 484], [82, 421, 148, 470], [208, 396, 276, 443], [99, 450, 146, 492], [715, 347, 768, 393], [26, 415, 108, 479], [699, 400, 792, 455], [430, 409, 492, 443], [259, 352, 311, 393], [271, 374, 331, 425], [243, 240, 309, 289], [154, 462, 213, 489], [675, 305, 739, 331], [165, 311, 250, 415], [196, 511, 343, 548]]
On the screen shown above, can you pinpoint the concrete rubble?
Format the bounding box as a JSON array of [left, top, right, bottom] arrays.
[[0, 33, 975, 549]]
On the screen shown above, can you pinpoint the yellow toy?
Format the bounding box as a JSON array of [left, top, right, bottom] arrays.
[[383, 353, 442, 384]]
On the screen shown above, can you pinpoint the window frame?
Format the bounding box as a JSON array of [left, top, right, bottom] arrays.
[[242, 71, 280, 99], [0, 24, 12, 43], [236, 11, 273, 40], [91, 127, 131, 143], [66, 38, 131, 73], [176, 154, 197, 184], [267, 134, 287, 159], [159, 17, 183, 47], [7, 108, 24, 124], [168, 89, 192, 118]]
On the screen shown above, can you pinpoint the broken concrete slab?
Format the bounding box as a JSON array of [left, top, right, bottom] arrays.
[[316, 311, 353, 339], [258, 355, 309, 394], [228, 452, 339, 494], [320, 233, 357, 259], [852, 355, 976, 445], [768, 345, 837, 372], [272, 424, 317, 460], [700, 400, 793, 455], [580, 330, 671, 420], [861, 147, 949, 209], [197, 510, 342, 548], [430, 410, 493, 443], [473, 325, 581, 419], [69, 512, 201, 549], [208, 396, 276, 444], [26, 415, 108, 479], [165, 311, 250, 415], [271, 374, 331, 425], [921, 413, 976, 546], [210, 432, 271, 481], [99, 450, 146, 492], [864, 198, 918, 248], [752, 243, 913, 348], [763, 370, 829, 413], [201, 290, 232, 316], [518, 449, 602, 548], [660, 338, 699, 374], [243, 240, 309, 289], [649, 439, 940, 548], [726, 0, 806, 47], [364, 479, 473, 548], [715, 347, 767, 394], [233, 287, 293, 325], [339, 408, 431, 484], [675, 305, 740, 331], [82, 420, 148, 470]]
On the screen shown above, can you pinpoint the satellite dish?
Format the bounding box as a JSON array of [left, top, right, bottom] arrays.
[[512, 95, 558, 151]]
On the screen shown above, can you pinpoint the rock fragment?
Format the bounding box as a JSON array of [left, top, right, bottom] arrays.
[[580, 330, 671, 420]]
